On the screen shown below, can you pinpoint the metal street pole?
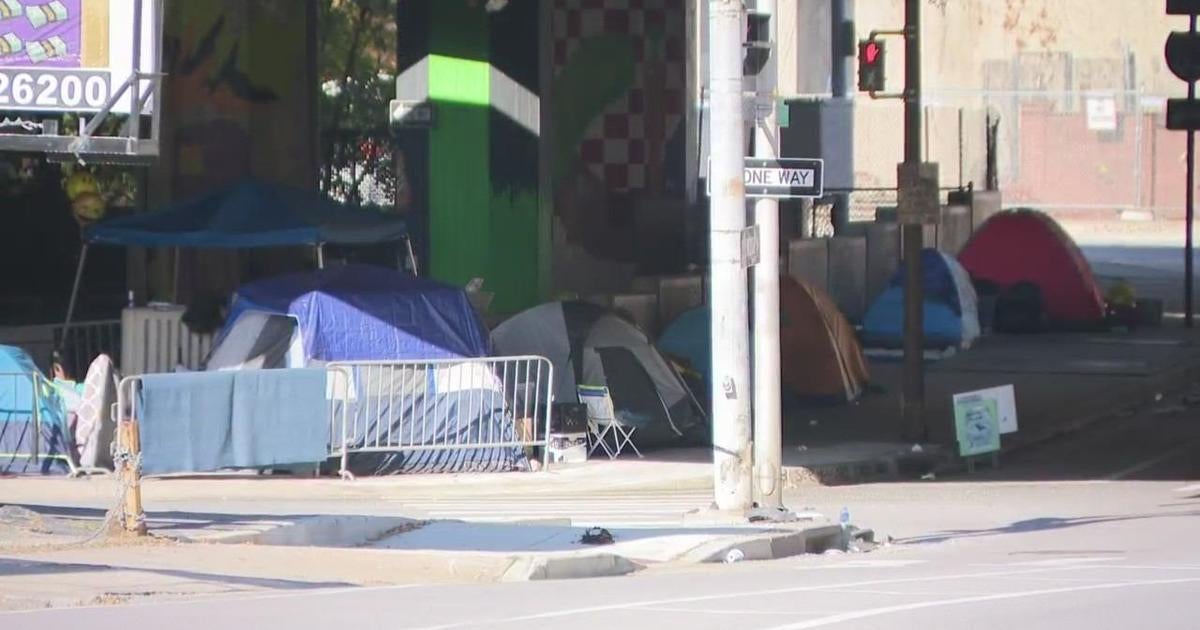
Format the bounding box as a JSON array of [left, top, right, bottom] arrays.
[[901, 0, 926, 441], [1187, 14, 1196, 329], [752, 0, 782, 509], [708, 0, 753, 512]]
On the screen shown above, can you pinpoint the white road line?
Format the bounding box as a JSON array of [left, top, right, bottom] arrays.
[[410, 565, 1142, 630], [763, 576, 1200, 630], [633, 606, 804, 616], [813, 588, 994, 597], [1106, 439, 1200, 480]]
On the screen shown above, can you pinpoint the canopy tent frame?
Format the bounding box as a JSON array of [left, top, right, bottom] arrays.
[[58, 179, 416, 362]]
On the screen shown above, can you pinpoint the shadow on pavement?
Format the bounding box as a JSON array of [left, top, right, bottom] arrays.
[[0, 557, 354, 589], [896, 509, 1200, 546]]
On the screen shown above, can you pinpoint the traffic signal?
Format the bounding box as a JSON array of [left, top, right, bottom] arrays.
[[857, 39, 885, 93], [743, 10, 771, 76]]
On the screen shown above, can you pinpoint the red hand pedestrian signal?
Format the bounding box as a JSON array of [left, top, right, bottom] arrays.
[[857, 39, 885, 92], [865, 42, 880, 64]]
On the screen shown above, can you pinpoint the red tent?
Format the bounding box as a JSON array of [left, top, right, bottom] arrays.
[[957, 209, 1105, 324]]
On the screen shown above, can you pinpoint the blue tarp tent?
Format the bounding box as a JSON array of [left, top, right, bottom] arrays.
[[221, 264, 489, 363], [0, 345, 72, 475], [862, 249, 981, 350], [84, 178, 407, 248], [657, 306, 712, 395], [208, 265, 520, 475], [63, 178, 412, 359]]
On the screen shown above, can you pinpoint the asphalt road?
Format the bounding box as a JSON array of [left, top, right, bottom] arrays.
[[3, 405, 1197, 630]]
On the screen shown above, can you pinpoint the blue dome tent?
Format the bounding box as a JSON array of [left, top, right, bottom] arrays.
[[0, 345, 73, 475], [862, 249, 980, 350]]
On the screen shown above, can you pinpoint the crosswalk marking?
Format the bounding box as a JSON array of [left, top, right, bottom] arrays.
[[386, 491, 714, 527]]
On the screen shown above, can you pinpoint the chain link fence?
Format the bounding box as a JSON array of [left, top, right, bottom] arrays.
[[319, 128, 399, 208]]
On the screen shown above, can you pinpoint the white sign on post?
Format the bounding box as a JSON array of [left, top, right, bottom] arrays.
[[953, 385, 1018, 435], [740, 224, 760, 269], [704, 157, 825, 199], [1086, 96, 1118, 132]]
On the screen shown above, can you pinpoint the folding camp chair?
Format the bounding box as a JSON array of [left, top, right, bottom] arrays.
[[576, 385, 642, 460]]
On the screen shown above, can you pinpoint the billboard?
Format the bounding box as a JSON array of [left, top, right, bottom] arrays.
[[0, 0, 156, 114]]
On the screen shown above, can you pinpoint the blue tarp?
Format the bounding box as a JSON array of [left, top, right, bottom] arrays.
[[224, 264, 490, 362], [863, 249, 980, 350], [216, 266, 520, 474], [138, 369, 329, 475], [658, 306, 712, 394], [84, 178, 407, 248], [0, 345, 72, 475]]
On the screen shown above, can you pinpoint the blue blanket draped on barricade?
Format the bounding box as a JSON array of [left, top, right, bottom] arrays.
[[137, 369, 328, 475]]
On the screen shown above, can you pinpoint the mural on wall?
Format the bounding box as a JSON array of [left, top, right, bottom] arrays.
[[157, 0, 314, 301], [550, 0, 686, 264]]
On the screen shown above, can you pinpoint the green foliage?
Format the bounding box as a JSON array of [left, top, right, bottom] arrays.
[[318, 0, 398, 204]]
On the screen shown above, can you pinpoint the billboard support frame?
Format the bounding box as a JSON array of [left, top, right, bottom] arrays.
[[0, 0, 164, 165]]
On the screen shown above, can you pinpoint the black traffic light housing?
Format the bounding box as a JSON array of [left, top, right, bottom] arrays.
[[743, 11, 771, 76], [857, 39, 885, 92]]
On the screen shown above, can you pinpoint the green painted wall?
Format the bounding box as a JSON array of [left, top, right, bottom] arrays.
[[425, 0, 544, 315]]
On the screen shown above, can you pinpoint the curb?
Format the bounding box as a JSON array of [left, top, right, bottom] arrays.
[[190, 515, 423, 547], [675, 524, 845, 564], [501, 552, 643, 581], [781, 450, 950, 488]]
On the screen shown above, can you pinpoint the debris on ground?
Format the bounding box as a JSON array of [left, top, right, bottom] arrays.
[[724, 549, 745, 563], [579, 527, 614, 545], [920, 472, 937, 480]]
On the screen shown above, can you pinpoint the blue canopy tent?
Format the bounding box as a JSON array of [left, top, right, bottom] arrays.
[[60, 178, 413, 357], [207, 265, 521, 475]]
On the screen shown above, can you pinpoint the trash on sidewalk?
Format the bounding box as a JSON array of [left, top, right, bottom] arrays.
[[748, 505, 804, 523], [579, 527, 614, 545], [921, 472, 937, 480], [724, 548, 745, 563]]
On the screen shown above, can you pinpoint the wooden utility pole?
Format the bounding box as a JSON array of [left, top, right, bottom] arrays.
[[118, 420, 146, 536]]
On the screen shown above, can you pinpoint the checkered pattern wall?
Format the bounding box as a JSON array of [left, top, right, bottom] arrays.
[[552, 0, 686, 193]]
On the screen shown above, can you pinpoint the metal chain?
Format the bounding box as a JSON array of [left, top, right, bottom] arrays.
[[69, 442, 142, 545]]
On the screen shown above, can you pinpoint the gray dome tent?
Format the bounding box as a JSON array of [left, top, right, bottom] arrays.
[[491, 301, 705, 447]]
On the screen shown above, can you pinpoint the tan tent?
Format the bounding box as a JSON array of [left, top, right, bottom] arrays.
[[780, 276, 870, 401]]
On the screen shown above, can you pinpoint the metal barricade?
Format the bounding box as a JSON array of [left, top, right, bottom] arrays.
[[0, 370, 79, 475], [327, 356, 554, 478]]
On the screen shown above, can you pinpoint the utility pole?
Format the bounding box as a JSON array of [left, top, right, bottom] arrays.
[[901, 0, 926, 441], [751, 0, 782, 509], [708, 0, 753, 512]]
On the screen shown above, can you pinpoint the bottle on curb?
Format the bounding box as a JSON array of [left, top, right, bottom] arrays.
[[127, 290, 135, 308], [839, 507, 850, 528]]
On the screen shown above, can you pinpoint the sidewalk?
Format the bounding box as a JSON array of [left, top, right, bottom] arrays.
[[784, 325, 1200, 480]]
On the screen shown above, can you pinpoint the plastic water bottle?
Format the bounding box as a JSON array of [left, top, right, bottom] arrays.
[[839, 507, 850, 528]]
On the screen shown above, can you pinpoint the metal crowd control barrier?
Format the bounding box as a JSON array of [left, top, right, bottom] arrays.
[[328, 356, 554, 479], [1, 370, 80, 475]]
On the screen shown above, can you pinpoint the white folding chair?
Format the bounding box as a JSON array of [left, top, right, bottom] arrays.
[[577, 385, 642, 460]]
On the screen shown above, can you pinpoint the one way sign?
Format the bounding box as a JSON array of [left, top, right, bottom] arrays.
[[707, 157, 825, 199]]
